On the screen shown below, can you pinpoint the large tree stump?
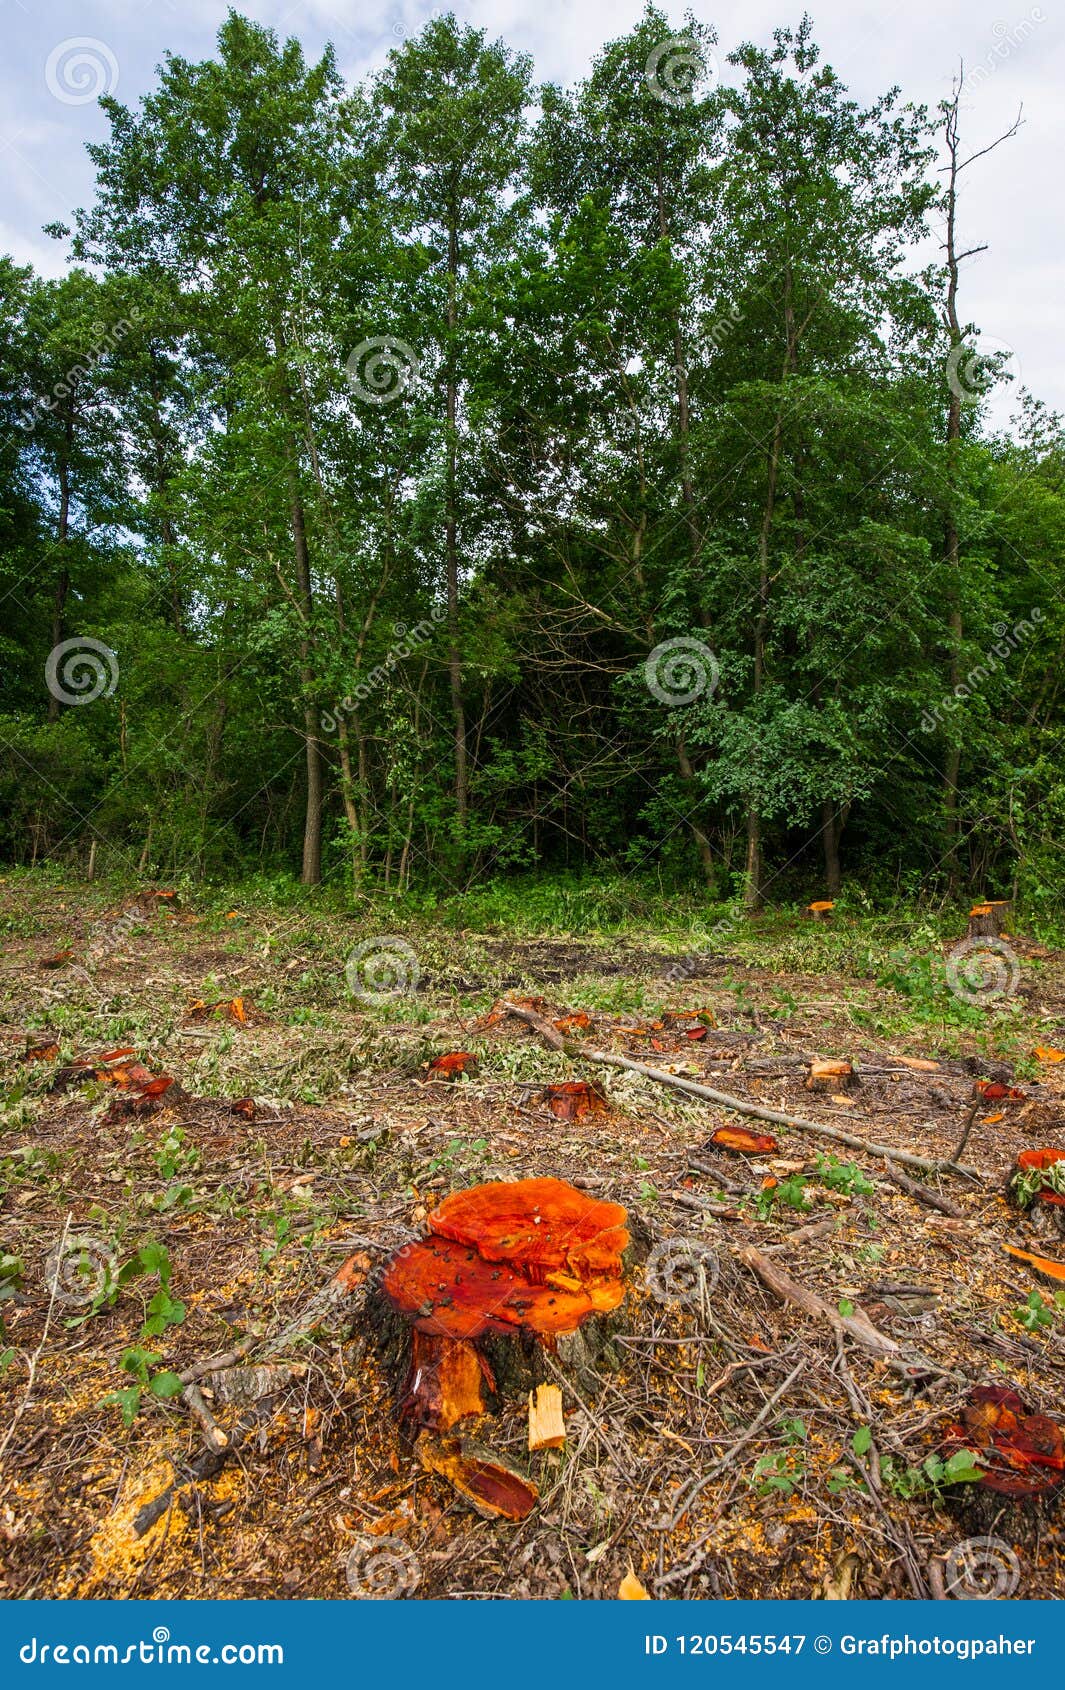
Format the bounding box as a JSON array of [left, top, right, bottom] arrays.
[[368, 1178, 629, 1432], [940, 1385, 1064, 1552]]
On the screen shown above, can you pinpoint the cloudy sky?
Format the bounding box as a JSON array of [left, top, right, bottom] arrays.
[[3, 0, 1061, 425]]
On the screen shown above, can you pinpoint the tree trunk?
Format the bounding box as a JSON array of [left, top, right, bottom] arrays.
[[446, 216, 468, 839], [48, 443, 72, 723], [821, 798, 842, 897], [286, 455, 322, 886]]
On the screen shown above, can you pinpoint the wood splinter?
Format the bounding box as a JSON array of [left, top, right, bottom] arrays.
[[528, 1383, 566, 1451]]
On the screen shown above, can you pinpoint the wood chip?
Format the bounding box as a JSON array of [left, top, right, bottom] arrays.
[[528, 1383, 566, 1451]]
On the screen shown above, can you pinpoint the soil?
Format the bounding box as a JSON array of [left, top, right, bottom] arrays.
[[1, 883, 1064, 1601]]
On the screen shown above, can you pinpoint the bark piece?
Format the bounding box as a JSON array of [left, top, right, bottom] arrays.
[[426, 1051, 478, 1079], [416, 1433, 538, 1520], [706, 1126, 780, 1155], [527, 1383, 566, 1451], [399, 1330, 486, 1431], [1003, 1243, 1065, 1285]]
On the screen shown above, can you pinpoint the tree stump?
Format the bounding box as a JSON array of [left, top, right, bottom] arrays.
[[805, 1058, 856, 1092], [806, 900, 835, 920], [368, 1177, 629, 1433], [1008, 1148, 1065, 1238], [968, 900, 1010, 939], [940, 1385, 1064, 1552]]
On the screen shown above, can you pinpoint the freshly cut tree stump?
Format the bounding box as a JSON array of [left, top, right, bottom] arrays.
[[805, 1059, 856, 1092], [941, 1384, 1064, 1540], [1008, 1148, 1065, 1237], [806, 900, 835, 920], [968, 900, 1011, 939], [372, 1177, 628, 1432]]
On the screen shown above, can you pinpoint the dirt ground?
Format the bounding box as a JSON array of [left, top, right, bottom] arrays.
[[2, 880, 1064, 1601]]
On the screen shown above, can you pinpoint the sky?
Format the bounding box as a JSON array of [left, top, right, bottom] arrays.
[[1, 0, 1062, 428]]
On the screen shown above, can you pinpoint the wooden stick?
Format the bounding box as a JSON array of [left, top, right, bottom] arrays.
[[498, 1001, 976, 1176], [882, 1161, 963, 1218], [739, 1245, 900, 1359]]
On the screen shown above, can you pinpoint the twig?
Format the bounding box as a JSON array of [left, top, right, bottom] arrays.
[[660, 1355, 807, 1529], [498, 1001, 977, 1176], [882, 1160, 963, 1218]]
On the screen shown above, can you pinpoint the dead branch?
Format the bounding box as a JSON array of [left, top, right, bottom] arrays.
[[498, 1001, 977, 1176], [882, 1161, 963, 1218], [739, 1245, 900, 1359]]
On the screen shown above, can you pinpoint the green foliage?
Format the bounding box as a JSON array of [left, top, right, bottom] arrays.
[[101, 1242, 186, 1424], [1012, 1289, 1065, 1332], [0, 9, 1059, 906]]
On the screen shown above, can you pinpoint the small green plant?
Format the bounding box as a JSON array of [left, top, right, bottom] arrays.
[[102, 1243, 186, 1426], [814, 1155, 875, 1198], [427, 1136, 489, 1176], [750, 1417, 807, 1497], [755, 1173, 810, 1220], [1011, 1161, 1065, 1208], [155, 1125, 200, 1181], [1012, 1288, 1065, 1332], [879, 1448, 986, 1499]]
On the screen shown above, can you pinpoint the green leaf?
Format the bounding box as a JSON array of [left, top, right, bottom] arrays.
[[149, 1370, 186, 1399], [103, 1386, 143, 1427], [851, 1424, 872, 1457]]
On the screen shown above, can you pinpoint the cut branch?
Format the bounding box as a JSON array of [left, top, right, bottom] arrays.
[[498, 1001, 976, 1176]]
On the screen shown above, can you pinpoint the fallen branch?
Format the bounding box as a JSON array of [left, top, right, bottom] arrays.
[[882, 1161, 962, 1219], [739, 1245, 900, 1359], [498, 1001, 977, 1176]]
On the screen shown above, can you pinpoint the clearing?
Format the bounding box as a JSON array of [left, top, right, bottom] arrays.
[[1, 876, 1064, 1600]]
